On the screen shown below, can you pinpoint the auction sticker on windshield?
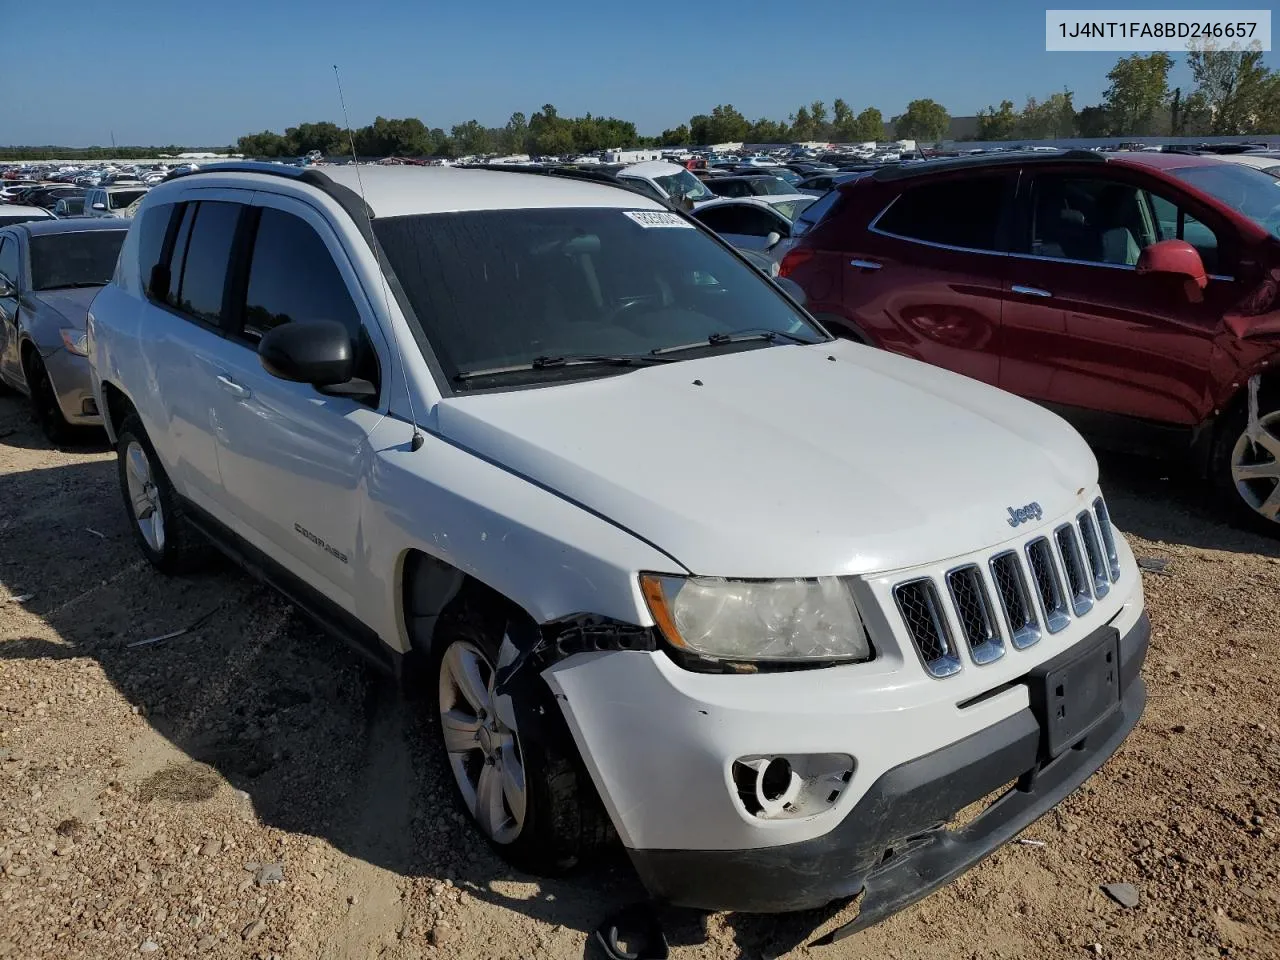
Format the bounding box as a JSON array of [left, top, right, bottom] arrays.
[[623, 210, 694, 228]]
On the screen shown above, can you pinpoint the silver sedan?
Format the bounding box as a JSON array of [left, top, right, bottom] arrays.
[[0, 219, 128, 442]]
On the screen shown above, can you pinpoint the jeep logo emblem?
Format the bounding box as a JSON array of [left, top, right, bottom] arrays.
[[1006, 502, 1043, 527]]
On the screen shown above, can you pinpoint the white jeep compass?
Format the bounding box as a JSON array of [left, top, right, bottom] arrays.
[[87, 161, 1148, 933]]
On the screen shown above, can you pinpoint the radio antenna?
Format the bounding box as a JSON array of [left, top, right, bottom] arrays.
[[333, 63, 424, 452]]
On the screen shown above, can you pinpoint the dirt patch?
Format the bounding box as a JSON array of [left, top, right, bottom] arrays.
[[137, 762, 222, 803], [1, 394, 1279, 960]]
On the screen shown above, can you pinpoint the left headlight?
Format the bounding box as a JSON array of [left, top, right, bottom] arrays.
[[59, 328, 88, 357], [640, 574, 872, 663]]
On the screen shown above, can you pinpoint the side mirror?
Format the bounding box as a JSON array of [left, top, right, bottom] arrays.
[[0, 279, 14, 299], [765, 231, 782, 249], [91, 202, 106, 211], [774, 276, 807, 308], [1136, 239, 1207, 301], [258, 320, 354, 387]]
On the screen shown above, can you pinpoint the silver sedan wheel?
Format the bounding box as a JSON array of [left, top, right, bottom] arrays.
[[124, 440, 165, 553], [1231, 410, 1280, 522], [438, 640, 527, 845]]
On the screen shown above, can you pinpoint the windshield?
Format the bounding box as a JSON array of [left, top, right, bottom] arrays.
[[653, 169, 714, 203], [768, 197, 816, 222], [771, 169, 802, 186], [751, 177, 796, 196], [0, 213, 53, 227], [30, 230, 127, 290], [372, 207, 824, 388], [1170, 163, 1280, 236]]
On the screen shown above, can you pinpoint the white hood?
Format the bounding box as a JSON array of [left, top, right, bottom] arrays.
[[436, 340, 1099, 578]]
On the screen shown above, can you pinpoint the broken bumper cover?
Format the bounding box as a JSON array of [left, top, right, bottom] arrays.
[[627, 612, 1149, 925]]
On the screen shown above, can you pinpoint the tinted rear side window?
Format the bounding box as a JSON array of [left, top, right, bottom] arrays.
[[173, 201, 240, 325], [875, 176, 1007, 251]]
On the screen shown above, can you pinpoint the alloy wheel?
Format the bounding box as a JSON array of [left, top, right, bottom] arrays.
[[124, 440, 166, 553], [438, 640, 528, 844], [1230, 410, 1280, 523]]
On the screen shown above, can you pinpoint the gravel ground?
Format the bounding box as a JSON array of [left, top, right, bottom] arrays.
[[1, 392, 1278, 960]]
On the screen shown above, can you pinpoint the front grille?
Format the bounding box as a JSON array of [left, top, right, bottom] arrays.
[[1093, 497, 1121, 581], [1054, 524, 1093, 617], [945, 565, 1005, 665], [893, 579, 962, 678], [989, 550, 1041, 649], [1077, 510, 1110, 599], [892, 498, 1121, 678], [1026, 537, 1071, 634]]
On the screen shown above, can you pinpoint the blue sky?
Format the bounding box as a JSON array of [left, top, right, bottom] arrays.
[[7, 0, 1277, 146]]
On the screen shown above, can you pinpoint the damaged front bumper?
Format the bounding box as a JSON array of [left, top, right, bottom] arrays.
[[625, 612, 1148, 926]]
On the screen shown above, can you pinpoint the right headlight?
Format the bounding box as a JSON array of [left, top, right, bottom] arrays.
[[639, 574, 872, 663]]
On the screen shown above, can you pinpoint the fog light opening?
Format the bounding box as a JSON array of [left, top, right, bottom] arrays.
[[732, 754, 853, 820], [760, 757, 793, 804]]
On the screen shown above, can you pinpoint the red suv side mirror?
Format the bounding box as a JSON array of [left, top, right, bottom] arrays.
[[1136, 239, 1208, 301]]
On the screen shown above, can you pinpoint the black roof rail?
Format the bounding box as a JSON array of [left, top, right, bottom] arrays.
[[158, 160, 373, 226], [870, 149, 1105, 182]]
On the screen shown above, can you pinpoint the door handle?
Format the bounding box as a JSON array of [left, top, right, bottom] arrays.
[[215, 374, 251, 399], [1012, 284, 1053, 298], [850, 259, 882, 271]]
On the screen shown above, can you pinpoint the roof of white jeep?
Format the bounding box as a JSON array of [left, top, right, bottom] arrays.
[[167, 164, 667, 219]]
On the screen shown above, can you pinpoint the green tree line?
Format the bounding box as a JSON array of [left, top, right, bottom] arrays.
[[0, 145, 220, 161], [976, 43, 1280, 141], [5, 44, 1278, 163]]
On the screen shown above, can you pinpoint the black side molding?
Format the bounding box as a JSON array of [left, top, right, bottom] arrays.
[[182, 499, 404, 679]]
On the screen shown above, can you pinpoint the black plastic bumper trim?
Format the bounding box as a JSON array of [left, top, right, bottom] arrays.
[[626, 613, 1149, 921]]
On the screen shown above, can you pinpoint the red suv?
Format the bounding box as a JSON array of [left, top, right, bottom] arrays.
[[781, 151, 1280, 534]]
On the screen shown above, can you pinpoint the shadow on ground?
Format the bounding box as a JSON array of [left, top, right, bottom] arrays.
[[0, 393, 1274, 959], [1097, 451, 1280, 558]]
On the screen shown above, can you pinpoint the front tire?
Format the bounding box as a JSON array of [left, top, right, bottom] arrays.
[[1210, 402, 1280, 536], [24, 351, 71, 445], [433, 606, 611, 875], [115, 413, 215, 573]]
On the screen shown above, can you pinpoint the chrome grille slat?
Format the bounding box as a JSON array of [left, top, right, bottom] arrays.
[[1025, 537, 1071, 633], [1077, 511, 1111, 599], [1093, 496, 1121, 581], [892, 502, 1120, 677], [1054, 523, 1094, 617], [945, 565, 1005, 665], [989, 550, 1041, 649], [893, 579, 962, 678]]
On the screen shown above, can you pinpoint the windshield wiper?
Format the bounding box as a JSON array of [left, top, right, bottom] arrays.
[[454, 353, 674, 382], [39, 281, 103, 290], [650, 328, 818, 356]]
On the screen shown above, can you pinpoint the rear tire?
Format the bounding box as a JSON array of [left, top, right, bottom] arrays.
[[24, 351, 71, 445], [1210, 401, 1280, 537], [432, 600, 612, 875], [115, 413, 215, 573]]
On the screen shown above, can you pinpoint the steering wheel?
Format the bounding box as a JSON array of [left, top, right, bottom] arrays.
[[602, 296, 663, 330]]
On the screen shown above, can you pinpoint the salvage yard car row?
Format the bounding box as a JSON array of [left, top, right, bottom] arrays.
[[0, 147, 1275, 942]]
